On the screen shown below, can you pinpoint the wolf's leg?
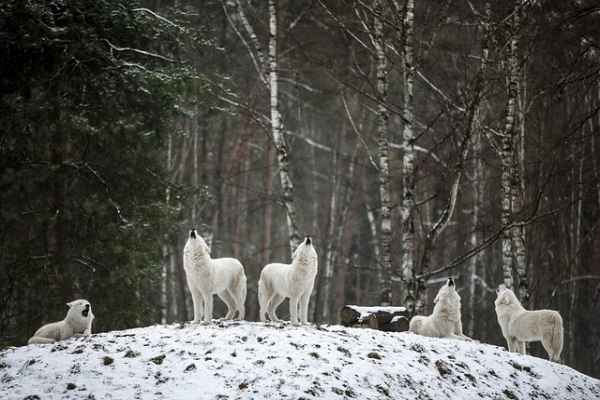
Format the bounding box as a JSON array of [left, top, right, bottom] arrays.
[[454, 319, 468, 337], [518, 341, 527, 355], [289, 296, 300, 325], [202, 293, 213, 323], [267, 294, 284, 322], [28, 336, 56, 345], [506, 337, 516, 352], [258, 279, 268, 322], [234, 273, 247, 320], [191, 289, 204, 323], [299, 291, 310, 324], [508, 337, 523, 353], [454, 320, 472, 341], [219, 290, 236, 319]]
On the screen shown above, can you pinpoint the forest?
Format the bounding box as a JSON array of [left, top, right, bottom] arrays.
[[1, 0, 599, 379]]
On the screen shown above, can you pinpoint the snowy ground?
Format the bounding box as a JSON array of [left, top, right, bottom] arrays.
[[1, 321, 599, 400]]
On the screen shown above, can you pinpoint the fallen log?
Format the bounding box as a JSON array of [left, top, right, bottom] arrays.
[[339, 305, 410, 332]]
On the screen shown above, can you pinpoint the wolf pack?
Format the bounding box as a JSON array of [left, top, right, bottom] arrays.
[[28, 229, 564, 364]]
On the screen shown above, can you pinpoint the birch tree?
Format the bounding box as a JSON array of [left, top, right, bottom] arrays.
[[268, 0, 301, 254], [372, 0, 393, 304], [224, 0, 301, 256], [398, 0, 417, 311], [500, 1, 527, 300], [467, 2, 491, 335], [512, 2, 527, 302]]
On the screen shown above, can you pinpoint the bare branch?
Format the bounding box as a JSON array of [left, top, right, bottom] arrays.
[[418, 208, 559, 280], [221, 0, 267, 85], [341, 93, 379, 170], [389, 142, 447, 168], [317, 0, 373, 53], [132, 8, 181, 29], [473, 274, 497, 293], [104, 39, 175, 63]]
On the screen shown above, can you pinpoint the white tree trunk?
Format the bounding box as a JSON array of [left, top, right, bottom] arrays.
[[229, 0, 300, 257], [467, 127, 482, 336], [321, 144, 359, 321], [513, 10, 528, 301], [366, 199, 381, 303], [467, 4, 490, 335], [269, 0, 301, 256], [568, 96, 586, 364], [320, 145, 339, 321], [591, 84, 600, 211], [399, 0, 417, 312], [500, 2, 521, 292], [161, 131, 173, 324], [373, 0, 393, 305], [192, 107, 199, 225]]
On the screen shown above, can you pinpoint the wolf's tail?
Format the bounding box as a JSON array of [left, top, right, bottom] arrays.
[[550, 312, 564, 362], [408, 316, 422, 334], [258, 275, 268, 322], [28, 336, 56, 345]]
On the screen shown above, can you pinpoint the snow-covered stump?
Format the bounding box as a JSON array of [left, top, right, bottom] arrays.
[[340, 305, 409, 332]]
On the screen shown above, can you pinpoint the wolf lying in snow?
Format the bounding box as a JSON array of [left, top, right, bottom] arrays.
[[28, 300, 94, 344], [495, 285, 563, 362], [183, 229, 247, 323], [258, 236, 318, 325], [409, 278, 471, 341]]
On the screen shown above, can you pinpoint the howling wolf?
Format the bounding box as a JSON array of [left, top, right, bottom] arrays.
[[183, 229, 247, 323], [409, 277, 471, 341], [495, 285, 563, 362], [258, 236, 318, 325], [28, 300, 94, 344]]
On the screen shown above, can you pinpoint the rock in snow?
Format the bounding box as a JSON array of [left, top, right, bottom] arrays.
[[0, 321, 598, 400]]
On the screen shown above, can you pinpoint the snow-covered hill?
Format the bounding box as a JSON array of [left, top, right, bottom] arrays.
[[1, 322, 598, 400]]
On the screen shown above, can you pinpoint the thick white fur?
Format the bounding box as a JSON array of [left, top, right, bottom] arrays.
[[183, 231, 247, 323], [495, 286, 563, 362], [409, 279, 471, 341], [28, 299, 94, 345], [258, 237, 318, 325]]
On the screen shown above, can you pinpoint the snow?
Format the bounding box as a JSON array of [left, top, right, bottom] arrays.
[[1, 321, 599, 400], [346, 305, 407, 322]]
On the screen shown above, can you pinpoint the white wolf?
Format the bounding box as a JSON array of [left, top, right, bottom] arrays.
[[28, 299, 94, 345], [183, 229, 247, 323], [258, 236, 318, 325], [494, 285, 563, 362], [409, 278, 471, 340]]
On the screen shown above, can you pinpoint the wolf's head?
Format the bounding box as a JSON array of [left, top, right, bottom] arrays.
[[433, 277, 460, 306], [292, 236, 317, 265], [494, 286, 521, 308], [185, 228, 211, 256], [65, 299, 94, 329]]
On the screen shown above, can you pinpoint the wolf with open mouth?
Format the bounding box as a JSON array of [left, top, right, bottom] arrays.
[[28, 299, 94, 345]]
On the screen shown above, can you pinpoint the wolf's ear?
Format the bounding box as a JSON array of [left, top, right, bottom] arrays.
[[66, 301, 74, 308]]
